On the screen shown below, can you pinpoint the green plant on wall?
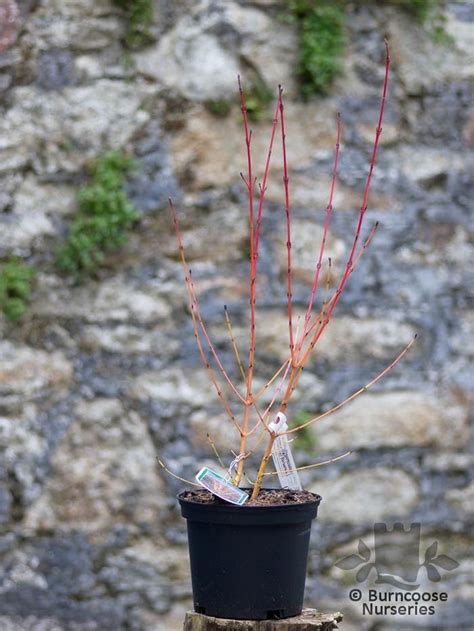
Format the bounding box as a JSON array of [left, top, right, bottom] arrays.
[[288, 0, 451, 98], [394, 0, 440, 23], [205, 99, 232, 118], [244, 82, 274, 123], [290, 0, 346, 97], [292, 410, 318, 454], [206, 81, 273, 123], [56, 151, 139, 279], [114, 0, 153, 48], [392, 0, 453, 44], [0, 258, 36, 322]]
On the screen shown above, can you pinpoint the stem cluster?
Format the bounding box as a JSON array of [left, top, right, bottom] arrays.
[[169, 43, 416, 500]]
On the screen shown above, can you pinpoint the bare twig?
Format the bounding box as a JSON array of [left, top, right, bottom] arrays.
[[235, 81, 282, 483], [301, 221, 379, 349], [169, 200, 244, 434], [253, 358, 292, 402], [279, 86, 296, 364], [206, 433, 227, 471], [158, 459, 201, 488], [224, 305, 247, 382], [284, 335, 417, 435], [169, 198, 246, 405], [263, 450, 352, 475], [297, 113, 341, 357]]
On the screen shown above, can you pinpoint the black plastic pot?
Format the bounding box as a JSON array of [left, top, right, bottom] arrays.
[[178, 490, 321, 620]]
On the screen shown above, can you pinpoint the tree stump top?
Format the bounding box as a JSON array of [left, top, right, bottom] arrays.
[[183, 608, 343, 631]]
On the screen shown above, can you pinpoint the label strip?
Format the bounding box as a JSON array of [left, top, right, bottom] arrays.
[[269, 413, 302, 491], [195, 467, 248, 505]]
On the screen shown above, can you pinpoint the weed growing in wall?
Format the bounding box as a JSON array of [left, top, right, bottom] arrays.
[[206, 81, 273, 123], [244, 82, 274, 123], [114, 0, 153, 48], [290, 0, 346, 97], [206, 99, 232, 118], [56, 151, 139, 279], [293, 410, 318, 454], [395, 0, 453, 44], [289, 0, 451, 98], [399, 0, 440, 23], [0, 258, 36, 322]]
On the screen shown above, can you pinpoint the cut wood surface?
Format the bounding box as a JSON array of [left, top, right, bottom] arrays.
[[183, 608, 343, 630]]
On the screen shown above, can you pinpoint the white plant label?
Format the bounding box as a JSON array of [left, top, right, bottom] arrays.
[[195, 467, 248, 505], [269, 412, 302, 491]]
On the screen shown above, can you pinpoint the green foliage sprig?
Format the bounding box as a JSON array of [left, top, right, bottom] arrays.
[[292, 410, 318, 454], [114, 0, 153, 48], [393, 0, 453, 45], [206, 99, 232, 118], [56, 151, 139, 279], [290, 0, 346, 97], [395, 0, 439, 23], [0, 258, 36, 322], [289, 0, 451, 98], [244, 82, 274, 123], [206, 81, 273, 123]]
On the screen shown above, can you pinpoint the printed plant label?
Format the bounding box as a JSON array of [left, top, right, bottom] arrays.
[[195, 467, 249, 505], [269, 412, 302, 491]]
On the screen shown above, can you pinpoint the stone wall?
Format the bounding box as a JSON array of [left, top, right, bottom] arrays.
[[0, 1, 472, 629]]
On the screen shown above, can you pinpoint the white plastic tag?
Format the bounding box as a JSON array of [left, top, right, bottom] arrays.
[[269, 412, 302, 491], [195, 467, 248, 505]]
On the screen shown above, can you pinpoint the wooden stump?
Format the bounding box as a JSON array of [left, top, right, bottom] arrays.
[[183, 608, 343, 631]]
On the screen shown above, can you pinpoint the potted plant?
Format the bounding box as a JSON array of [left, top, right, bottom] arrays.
[[165, 43, 416, 621]]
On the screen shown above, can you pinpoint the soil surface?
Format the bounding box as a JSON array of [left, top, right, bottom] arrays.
[[180, 488, 320, 506]]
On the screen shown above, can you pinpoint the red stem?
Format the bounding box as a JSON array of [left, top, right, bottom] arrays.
[[297, 113, 342, 358], [303, 221, 379, 342], [246, 358, 292, 437], [255, 90, 282, 254], [238, 76, 257, 404], [169, 198, 246, 404], [284, 335, 417, 435], [279, 87, 295, 363], [300, 43, 390, 357]]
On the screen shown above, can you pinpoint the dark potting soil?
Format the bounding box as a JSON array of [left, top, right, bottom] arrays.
[[180, 488, 319, 506]]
